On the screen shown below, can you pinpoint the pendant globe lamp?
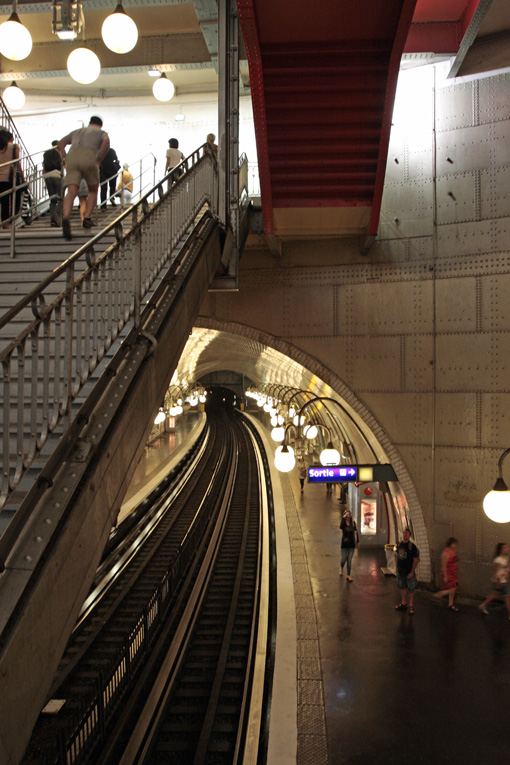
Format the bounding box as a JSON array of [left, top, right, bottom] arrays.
[[67, 47, 101, 84], [0, 2, 32, 61], [2, 81, 25, 110], [102, 2, 138, 54], [275, 443, 296, 473], [153, 73, 175, 102], [483, 447, 510, 523], [320, 442, 340, 467]]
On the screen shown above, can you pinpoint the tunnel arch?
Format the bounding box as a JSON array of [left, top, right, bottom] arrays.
[[190, 318, 431, 580]]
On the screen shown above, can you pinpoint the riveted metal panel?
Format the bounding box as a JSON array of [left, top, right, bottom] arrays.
[[436, 171, 477, 224], [398, 444, 432, 514], [350, 336, 402, 391], [435, 392, 477, 446], [384, 143, 406, 184], [481, 165, 510, 220], [436, 333, 510, 391], [481, 394, 510, 447], [342, 280, 432, 336], [434, 447, 484, 508], [363, 392, 433, 444], [404, 334, 434, 391], [436, 81, 474, 132], [280, 287, 334, 337], [478, 72, 510, 124], [406, 142, 432, 183], [435, 277, 477, 333], [436, 219, 500, 257], [481, 274, 510, 332], [436, 124, 495, 175], [297, 337, 350, 379], [381, 180, 433, 219]]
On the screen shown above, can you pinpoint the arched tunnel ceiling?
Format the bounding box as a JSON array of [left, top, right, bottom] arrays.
[[172, 326, 387, 464]]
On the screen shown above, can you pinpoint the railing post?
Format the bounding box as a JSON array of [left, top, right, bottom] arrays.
[[64, 263, 75, 425]]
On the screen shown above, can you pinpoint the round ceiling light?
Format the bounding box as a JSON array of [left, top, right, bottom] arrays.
[[102, 3, 138, 54], [67, 48, 101, 85], [0, 13, 32, 61], [153, 73, 175, 102], [3, 81, 25, 110]]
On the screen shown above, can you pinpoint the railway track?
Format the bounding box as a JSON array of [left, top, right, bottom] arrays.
[[23, 409, 275, 765]]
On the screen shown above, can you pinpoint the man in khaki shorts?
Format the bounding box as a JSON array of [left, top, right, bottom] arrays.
[[58, 115, 110, 240]]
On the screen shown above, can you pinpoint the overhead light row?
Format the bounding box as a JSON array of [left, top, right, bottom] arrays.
[[0, 1, 175, 103]]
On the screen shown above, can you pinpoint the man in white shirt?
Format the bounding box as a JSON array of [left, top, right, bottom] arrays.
[[58, 115, 110, 239]]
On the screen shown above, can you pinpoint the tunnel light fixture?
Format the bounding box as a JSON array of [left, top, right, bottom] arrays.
[[271, 425, 285, 442], [148, 67, 160, 77], [483, 447, 510, 523], [320, 442, 340, 467], [275, 443, 295, 473], [102, 2, 138, 54], [154, 408, 166, 425], [0, 4, 33, 61]]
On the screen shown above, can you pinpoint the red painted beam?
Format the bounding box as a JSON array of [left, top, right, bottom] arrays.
[[236, 0, 274, 233]]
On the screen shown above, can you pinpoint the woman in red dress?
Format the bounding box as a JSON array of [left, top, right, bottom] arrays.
[[434, 537, 459, 611]]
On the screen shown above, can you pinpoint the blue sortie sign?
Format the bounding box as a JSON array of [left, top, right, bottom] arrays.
[[307, 466, 358, 483]]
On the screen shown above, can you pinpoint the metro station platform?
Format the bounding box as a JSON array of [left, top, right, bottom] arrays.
[[265, 434, 510, 765], [118, 415, 510, 765]]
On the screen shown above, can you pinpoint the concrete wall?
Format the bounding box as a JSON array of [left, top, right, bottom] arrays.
[[199, 63, 510, 597]]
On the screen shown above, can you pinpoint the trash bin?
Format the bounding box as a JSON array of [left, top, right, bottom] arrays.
[[381, 543, 397, 576]]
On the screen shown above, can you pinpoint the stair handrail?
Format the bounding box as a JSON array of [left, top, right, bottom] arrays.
[[0, 95, 37, 180], [0, 149, 159, 258], [0, 143, 218, 516]]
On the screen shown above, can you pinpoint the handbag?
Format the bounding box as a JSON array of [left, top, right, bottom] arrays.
[[21, 186, 32, 225]]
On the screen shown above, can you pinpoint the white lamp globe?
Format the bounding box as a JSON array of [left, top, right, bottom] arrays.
[[154, 409, 166, 425], [304, 424, 318, 440], [271, 426, 285, 442], [153, 73, 175, 102], [483, 489, 510, 523], [293, 414, 305, 427], [277, 413, 285, 425], [199, 393, 206, 403], [263, 402, 272, 413], [275, 444, 296, 473], [67, 48, 101, 84], [320, 443, 340, 466], [3, 82, 25, 110], [288, 406, 296, 418], [270, 414, 278, 427], [102, 4, 138, 54], [189, 395, 198, 406], [0, 14, 32, 61], [256, 397, 264, 407]]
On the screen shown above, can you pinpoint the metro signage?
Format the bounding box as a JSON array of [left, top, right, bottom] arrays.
[[308, 466, 357, 483]]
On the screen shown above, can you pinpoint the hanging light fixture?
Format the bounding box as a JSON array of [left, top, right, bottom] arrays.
[[0, 2, 32, 61], [320, 442, 341, 467], [304, 424, 318, 440], [154, 408, 166, 425], [274, 443, 296, 473], [3, 81, 25, 110], [483, 447, 510, 523], [153, 73, 175, 102], [102, 2, 138, 54], [271, 425, 285, 443], [67, 47, 101, 84]]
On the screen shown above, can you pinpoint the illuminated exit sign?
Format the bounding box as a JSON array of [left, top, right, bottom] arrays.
[[308, 466, 357, 483]]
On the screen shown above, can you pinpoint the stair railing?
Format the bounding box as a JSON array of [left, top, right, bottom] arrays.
[[0, 144, 218, 517], [0, 149, 159, 258]]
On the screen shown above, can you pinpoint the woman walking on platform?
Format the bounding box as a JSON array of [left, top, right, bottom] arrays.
[[479, 542, 510, 619], [434, 537, 459, 611], [339, 510, 359, 582]]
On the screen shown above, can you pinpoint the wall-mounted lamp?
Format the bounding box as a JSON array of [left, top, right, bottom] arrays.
[[102, 2, 138, 54], [154, 408, 166, 425], [0, 2, 32, 61], [483, 448, 510, 523]]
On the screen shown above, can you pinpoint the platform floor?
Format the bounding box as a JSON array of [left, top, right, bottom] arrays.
[[284, 471, 510, 765]]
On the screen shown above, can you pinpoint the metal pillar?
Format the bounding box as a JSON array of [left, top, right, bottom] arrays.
[[218, 0, 239, 275]]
